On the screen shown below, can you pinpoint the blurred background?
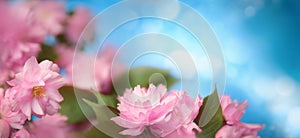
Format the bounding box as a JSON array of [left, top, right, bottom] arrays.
[[66, 0, 300, 137]]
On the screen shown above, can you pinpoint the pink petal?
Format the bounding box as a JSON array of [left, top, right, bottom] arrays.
[[14, 128, 30, 138], [46, 90, 63, 102], [0, 120, 10, 138], [23, 56, 40, 78], [32, 98, 44, 115], [22, 102, 32, 119], [111, 117, 143, 129], [39, 60, 59, 72], [119, 126, 145, 136]]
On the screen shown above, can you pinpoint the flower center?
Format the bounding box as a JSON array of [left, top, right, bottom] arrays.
[[32, 86, 46, 98]]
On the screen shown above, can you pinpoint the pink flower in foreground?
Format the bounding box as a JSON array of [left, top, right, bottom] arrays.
[[220, 95, 248, 125], [112, 84, 202, 137], [111, 84, 177, 136], [215, 123, 264, 138], [0, 119, 10, 138], [66, 7, 92, 44], [6, 57, 65, 118], [28, 114, 71, 138], [0, 89, 27, 129], [217, 95, 264, 138], [14, 128, 30, 138], [151, 91, 202, 138]]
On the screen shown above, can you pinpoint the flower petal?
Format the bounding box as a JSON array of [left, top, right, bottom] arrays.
[[32, 98, 44, 115], [119, 126, 145, 136]]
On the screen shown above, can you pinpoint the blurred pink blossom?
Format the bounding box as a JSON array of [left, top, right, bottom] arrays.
[[150, 91, 202, 138], [66, 7, 92, 44], [6, 57, 65, 119], [111, 84, 177, 136], [28, 114, 72, 138], [29, 1, 67, 36], [0, 3, 42, 84], [55, 44, 75, 69], [64, 47, 118, 93]]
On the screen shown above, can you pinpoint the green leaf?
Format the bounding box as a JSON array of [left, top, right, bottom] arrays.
[[37, 44, 58, 62], [195, 88, 225, 138], [114, 66, 178, 92], [56, 34, 69, 45], [91, 90, 118, 109], [82, 127, 112, 138], [83, 92, 126, 138], [58, 86, 96, 123]]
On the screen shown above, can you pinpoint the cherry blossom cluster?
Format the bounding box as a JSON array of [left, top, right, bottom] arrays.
[[0, 1, 93, 138], [0, 1, 264, 138], [112, 84, 264, 138], [0, 57, 68, 137]]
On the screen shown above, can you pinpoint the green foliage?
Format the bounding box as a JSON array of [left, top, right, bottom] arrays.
[[115, 66, 178, 91], [58, 86, 96, 123], [82, 92, 125, 138], [37, 44, 58, 62], [82, 127, 112, 138], [195, 88, 225, 138]]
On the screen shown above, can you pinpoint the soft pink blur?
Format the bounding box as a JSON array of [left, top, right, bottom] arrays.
[[55, 44, 75, 69], [27, 114, 72, 138], [63, 47, 118, 94], [0, 3, 42, 84], [28, 1, 67, 36], [66, 7, 92, 44]]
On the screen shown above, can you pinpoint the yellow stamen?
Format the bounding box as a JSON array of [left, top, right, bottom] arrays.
[[32, 86, 46, 98]]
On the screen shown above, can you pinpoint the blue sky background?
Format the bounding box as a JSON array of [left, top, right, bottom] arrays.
[[66, 0, 300, 137]]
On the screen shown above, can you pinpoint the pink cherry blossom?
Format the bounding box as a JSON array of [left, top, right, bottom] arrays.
[[111, 84, 177, 136], [29, 1, 67, 36], [0, 88, 27, 129], [14, 128, 30, 138], [217, 95, 264, 138], [65, 47, 118, 93], [215, 123, 264, 138], [8, 2, 48, 43], [54, 44, 75, 69], [6, 57, 65, 119], [150, 91, 202, 138], [28, 114, 72, 138], [66, 7, 92, 44], [220, 95, 248, 125], [0, 3, 42, 84], [0, 119, 10, 138]]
